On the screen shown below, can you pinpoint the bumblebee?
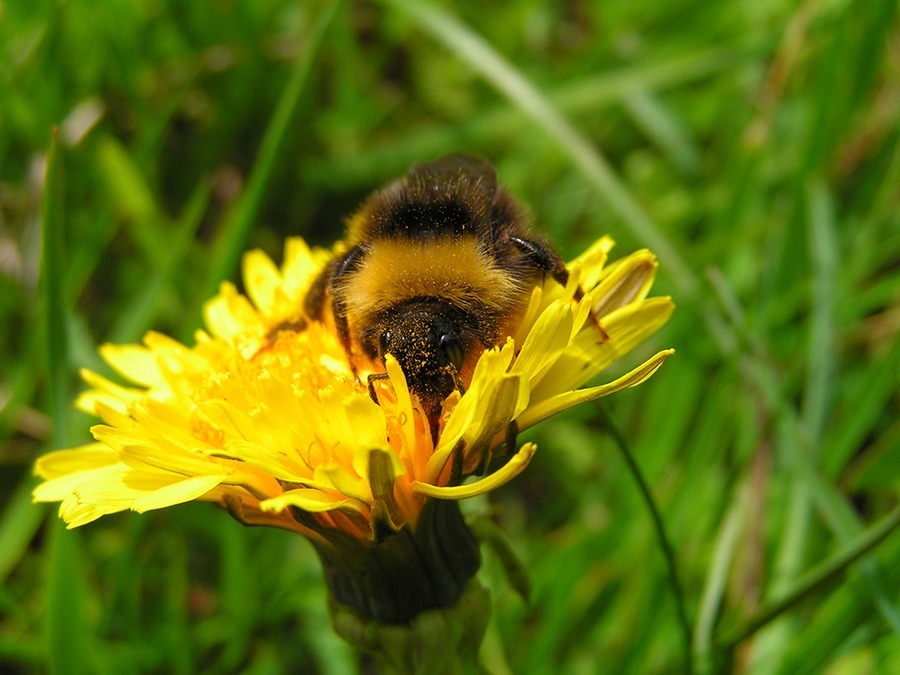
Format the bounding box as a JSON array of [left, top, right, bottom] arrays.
[[304, 154, 578, 434]]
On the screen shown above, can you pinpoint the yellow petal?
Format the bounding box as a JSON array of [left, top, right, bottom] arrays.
[[567, 235, 615, 290], [260, 488, 366, 514], [281, 237, 329, 298], [204, 282, 264, 341], [131, 474, 226, 512], [117, 441, 231, 478], [90, 420, 144, 453], [100, 343, 165, 387], [34, 443, 118, 479], [33, 461, 126, 503], [591, 249, 658, 317], [532, 297, 675, 401], [383, 354, 417, 455], [224, 439, 311, 482], [242, 249, 282, 317], [518, 349, 674, 430], [321, 389, 387, 455], [593, 297, 675, 363], [58, 496, 127, 528], [73, 469, 173, 508], [431, 341, 521, 478], [77, 369, 145, 415], [58, 467, 226, 519], [413, 442, 536, 499], [513, 298, 574, 383], [320, 463, 371, 503], [198, 399, 261, 446]]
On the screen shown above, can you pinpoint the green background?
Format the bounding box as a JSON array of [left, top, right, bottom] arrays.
[[2, 1, 898, 673]]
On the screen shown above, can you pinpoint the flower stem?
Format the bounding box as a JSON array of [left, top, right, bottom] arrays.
[[596, 403, 693, 674], [329, 578, 491, 675]]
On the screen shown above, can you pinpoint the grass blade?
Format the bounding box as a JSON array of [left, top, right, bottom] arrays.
[[40, 129, 69, 447], [40, 129, 91, 675], [693, 480, 749, 674]]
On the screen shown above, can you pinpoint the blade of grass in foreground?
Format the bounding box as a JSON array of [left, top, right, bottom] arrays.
[[0, 478, 46, 583], [41, 130, 69, 448], [40, 129, 91, 675]]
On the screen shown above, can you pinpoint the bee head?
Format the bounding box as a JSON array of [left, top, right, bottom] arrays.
[[363, 300, 476, 417]]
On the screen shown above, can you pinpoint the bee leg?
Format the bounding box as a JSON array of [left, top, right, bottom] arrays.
[[510, 235, 570, 287], [444, 364, 467, 396], [510, 236, 609, 340], [263, 317, 307, 345], [251, 316, 309, 357], [474, 446, 493, 477], [505, 418, 519, 452], [367, 372, 390, 405], [308, 246, 367, 376], [422, 366, 466, 447], [302, 264, 331, 321], [331, 292, 355, 375], [429, 415, 441, 449], [449, 438, 466, 486], [471, 418, 518, 477]]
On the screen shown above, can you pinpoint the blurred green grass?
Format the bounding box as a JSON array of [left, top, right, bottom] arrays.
[[2, 0, 899, 673]]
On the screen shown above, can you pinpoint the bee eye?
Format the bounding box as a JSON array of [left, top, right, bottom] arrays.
[[439, 332, 464, 370], [378, 330, 392, 358]]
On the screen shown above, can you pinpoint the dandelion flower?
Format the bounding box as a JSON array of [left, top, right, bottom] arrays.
[[34, 234, 673, 627]]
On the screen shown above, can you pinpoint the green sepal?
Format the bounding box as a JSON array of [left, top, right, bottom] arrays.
[[329, 578, 491, 675]]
